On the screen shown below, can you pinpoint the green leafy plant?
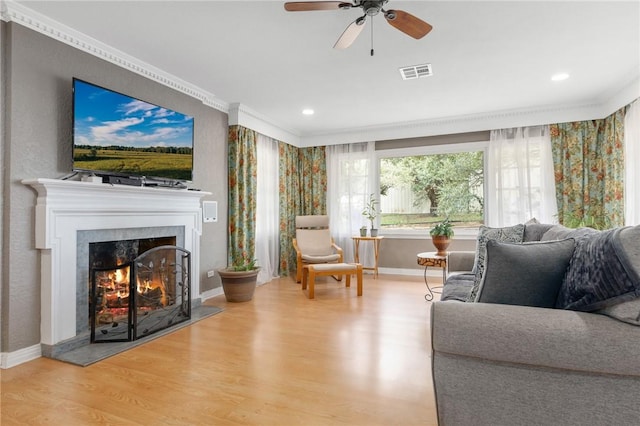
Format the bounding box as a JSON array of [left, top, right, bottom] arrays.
[[561, 212, 611, 231], [231, 257, 258, 271], [362, 193, 379, 229], [429, 218, 454, 238]]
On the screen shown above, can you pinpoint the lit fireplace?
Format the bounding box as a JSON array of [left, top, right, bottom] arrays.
[[89, 238, 191, 343]]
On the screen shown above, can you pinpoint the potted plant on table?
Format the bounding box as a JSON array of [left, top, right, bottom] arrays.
[[359, 226, 368, 237], [430, 218, 454, 256], [362, 193, 380, 237], [217, 257, 260, 302]]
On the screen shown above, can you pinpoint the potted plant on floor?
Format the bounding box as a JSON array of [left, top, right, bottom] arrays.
[[217, 257, 260, 302], [430, 218, 454, 256], [362, 193, 380, 237]]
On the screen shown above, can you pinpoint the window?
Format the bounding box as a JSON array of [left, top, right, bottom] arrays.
[[377, 142, 487, 234]]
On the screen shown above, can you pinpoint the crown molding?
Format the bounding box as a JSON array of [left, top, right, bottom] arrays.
[[2, 0, 229, 113], [3, 0, 637, 148], [296, 102, 599, 147], [229, 103, 301, 145]]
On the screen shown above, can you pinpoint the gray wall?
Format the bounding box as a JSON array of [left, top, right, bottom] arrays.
[[380, 237, 476, 270], [1, 23, 228, 353]]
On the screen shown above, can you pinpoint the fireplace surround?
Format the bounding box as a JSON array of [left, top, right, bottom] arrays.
[[23, 178, 209, 352]]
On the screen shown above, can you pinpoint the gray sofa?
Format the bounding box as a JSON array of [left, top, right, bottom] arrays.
[[430, 223, 640, 425]]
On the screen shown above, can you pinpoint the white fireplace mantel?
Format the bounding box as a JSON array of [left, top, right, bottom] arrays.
[[23, 178, 210, 346]]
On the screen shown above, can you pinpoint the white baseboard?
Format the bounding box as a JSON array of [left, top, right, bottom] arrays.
[[1, 344, 42, 369], [378, 267, 442, 277], [200, 287, 224, 302]]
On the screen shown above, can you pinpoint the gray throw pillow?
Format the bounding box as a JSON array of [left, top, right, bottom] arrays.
[[475, 239, 576, 307], [467, 224, 525, 302], [556, 226, 640, 311], [541, 224, 600, 242], [523, 223, 556, 242]]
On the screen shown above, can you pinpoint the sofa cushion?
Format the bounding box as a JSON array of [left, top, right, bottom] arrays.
[[467, 224, 525, 302], [556, 225, 640, 311], [475, 239, 575, 307], [441, 273, 474, 302], [597, 297, 640, 325]]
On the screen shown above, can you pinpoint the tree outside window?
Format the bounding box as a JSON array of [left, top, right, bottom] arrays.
[[379, 150, 484, 230]]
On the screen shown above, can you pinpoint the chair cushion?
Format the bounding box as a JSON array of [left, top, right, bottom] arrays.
[[296, 215, 330, 228], [296, 228, 334, 256], [302, 253, 341, 263], [476, 239, 575, 307], [307, 263, 358, 272]]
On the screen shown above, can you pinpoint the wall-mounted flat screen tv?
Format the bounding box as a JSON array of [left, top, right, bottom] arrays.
[[73, 78, 194, 182]]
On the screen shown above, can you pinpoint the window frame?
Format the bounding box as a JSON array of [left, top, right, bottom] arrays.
[[374, 140, 489, 239]]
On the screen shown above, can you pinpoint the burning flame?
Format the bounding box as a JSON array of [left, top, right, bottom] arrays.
[[114, 267, 129, 284]]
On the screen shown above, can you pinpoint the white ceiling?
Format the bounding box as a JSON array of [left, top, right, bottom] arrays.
[[7, 0, 640, 145]]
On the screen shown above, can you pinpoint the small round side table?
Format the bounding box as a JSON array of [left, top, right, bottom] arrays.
[[417, 251, 448, 301]]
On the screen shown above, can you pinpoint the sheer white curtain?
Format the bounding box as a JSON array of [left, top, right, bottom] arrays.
[[486, 125, 558, 227], [625, 99, 640, 225], [255, 133, 280, 285], [326, 141, 376, 265]]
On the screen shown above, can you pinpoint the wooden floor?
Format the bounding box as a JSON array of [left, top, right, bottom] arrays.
[[1, 274, 439, 425]]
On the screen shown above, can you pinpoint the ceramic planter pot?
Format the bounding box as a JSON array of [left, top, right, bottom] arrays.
[[217, 268, 260, 302], [431, 236, 451, 256]]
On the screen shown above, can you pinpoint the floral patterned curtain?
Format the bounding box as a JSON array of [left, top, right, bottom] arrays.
[[278, 142, 301, 276], [299, 146, 327, 214], [550, 107, 626, 228], [227, 125, 258, 266], [277, 143, 328, 276]]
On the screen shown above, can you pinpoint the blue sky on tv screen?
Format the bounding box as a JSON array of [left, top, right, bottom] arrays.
[[73, 80, 193, 149]]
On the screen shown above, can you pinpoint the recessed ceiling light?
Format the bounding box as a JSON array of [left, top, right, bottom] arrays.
[[302, 109, 314, 115], [551, 73, 570, 82]]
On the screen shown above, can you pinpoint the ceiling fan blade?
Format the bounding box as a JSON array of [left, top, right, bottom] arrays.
[[384, 9, 433, 39], [333, 16, 366, 49], [284, 2, 347, 12]]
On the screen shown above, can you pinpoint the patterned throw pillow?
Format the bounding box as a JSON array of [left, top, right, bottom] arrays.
[[556, 226, 640, 311], [467, 224, 525, 302]]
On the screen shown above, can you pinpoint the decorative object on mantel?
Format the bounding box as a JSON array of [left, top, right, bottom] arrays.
[[430, 218, 454, 256], [217, 258, 260, 302], [362, 193, 380, 237]]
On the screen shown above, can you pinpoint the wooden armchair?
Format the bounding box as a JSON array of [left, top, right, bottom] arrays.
[[292, 215, 343, 283]]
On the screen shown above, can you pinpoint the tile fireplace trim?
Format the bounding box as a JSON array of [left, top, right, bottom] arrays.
[[22, 178, 210, 346]]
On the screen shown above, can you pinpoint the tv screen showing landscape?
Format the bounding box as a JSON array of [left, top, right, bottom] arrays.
[[73, 78, 194, 182]]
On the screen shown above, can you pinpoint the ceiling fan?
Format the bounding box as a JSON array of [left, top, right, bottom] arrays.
[[284, 0, 433, 51]]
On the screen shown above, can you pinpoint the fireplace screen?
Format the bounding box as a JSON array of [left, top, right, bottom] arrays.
[[90, 245, 191, 342]]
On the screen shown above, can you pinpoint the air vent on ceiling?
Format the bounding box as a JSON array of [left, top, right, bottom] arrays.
[[399, 63, 433, 80]]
